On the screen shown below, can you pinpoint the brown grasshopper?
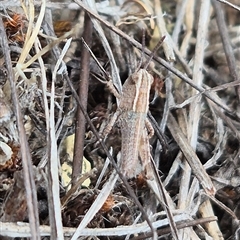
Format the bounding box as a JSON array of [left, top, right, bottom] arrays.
[[103, 68, 154, 179], [101, 36, 166, 179]]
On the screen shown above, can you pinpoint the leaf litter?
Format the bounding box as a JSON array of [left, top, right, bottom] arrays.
[[0, 0, 240, 239]]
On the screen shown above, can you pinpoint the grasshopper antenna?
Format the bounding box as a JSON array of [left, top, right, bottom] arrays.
[[141, 30, 146, 61], [136, 29, 146, 71], [81, 37, 121, 99], [143, 35, 166, 70], [81, 37, 108, 79]]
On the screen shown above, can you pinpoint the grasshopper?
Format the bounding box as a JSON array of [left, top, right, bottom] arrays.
[[103, 68, 154, 179], [101, 37, 166, 179]]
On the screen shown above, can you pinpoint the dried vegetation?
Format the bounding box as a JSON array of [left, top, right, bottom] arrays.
[[0, 0, 240, 239]]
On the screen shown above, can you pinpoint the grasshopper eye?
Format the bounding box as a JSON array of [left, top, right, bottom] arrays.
[[130, 70, 143, 84]]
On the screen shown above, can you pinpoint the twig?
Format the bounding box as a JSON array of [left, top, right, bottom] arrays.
[[147, 111, 168, 152], [167, 113, 215, 195], [189, 0, 211, 149], [171, 0, 189, 44], [0, 1, 72, 10], [0, 216, 217, 238], [181, 1, 212, 224], [179, 0, 195, 58], [47, 37, 72, 240], [153, 0, 175, 61], [72, 13, 92, 185], [0, 16, 40, 240], [216, 0, 240, 11], [130, 217, 218, 240]]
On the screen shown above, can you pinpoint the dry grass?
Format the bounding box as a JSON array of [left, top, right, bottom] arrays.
[[0, 0, 240, 239]]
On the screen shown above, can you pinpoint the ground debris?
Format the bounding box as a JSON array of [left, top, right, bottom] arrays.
[[0, 1, 240, 239]]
